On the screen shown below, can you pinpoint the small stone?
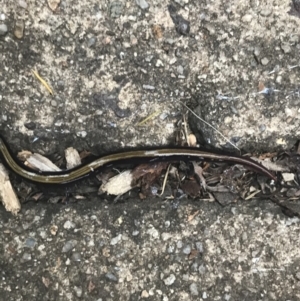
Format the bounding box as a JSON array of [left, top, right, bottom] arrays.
[[259, 124, 266, 132], [177, 240, 183, 249], [281, 43, 291, 54], [48, 0, 60, 11], [136, 0, 149, 9], [25, 237, 36, 248], [14, 19, 24, 39], [110, 1, 124, 18], [198, 264, 206, 274], [195, 242, 203, 253], [155, 59, 164, 67], [167, 245, 175, 253], [276, 75, 282, 84], [77, 131, 87, 138], [72, 252, 81, 262], [87, 36, 96, 48], [146, 227, 159, 239], [0, 24, 8, 36], [51, 100, 57, 107], [224, 116, 232, 124], [141, 290, 149, 298], [0, 14, 5, 21], [161, 232, 172, 241], [143, 85, 155, 90], [24, 121, 36, 130], [260, 8, 272, 17], [105, 272, 118, 282], [50, 225, 58, 236], [295, 271, 300, 280], [62, 240, 77, 253], [241, 14, 252, 23], [261, 57, 269, 65], [203, 292, 207, 299], [282, 173, 295, 182], [74, 286, 82, 297], [254, 47, 261, 57], [18, 0, 28, 8], [22, 252, 32, 262], [164, 274, 176, 286], [177, 65, 184, 74], [189, 283, 199, 296], [224, 294, 231, 300], [110, 234, 122, 245], [183, 245, 191, 255], [63, 220, 75, 229]]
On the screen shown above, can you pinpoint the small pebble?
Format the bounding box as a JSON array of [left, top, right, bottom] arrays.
[[161, 232, 172, 241], [0, 24, 8, 35], [62, 240, 77, 253], [276, 75, 282, 84], [136, 0, 149, 9], [141, 290, 149, 298], [71, 252, 81, 262], [74, 286, 82, 297], [77, 131, 87, 138], [177, 65, 184, 74], [195, 242, 203, 253], [189, 283, 199, 296], [183, 244, 191, 254], [25, 237, 37, 248], [24, 121, 36, 130], [167, 245, 175, 253], [295, 271, 300, 280], [147, 227, 159, 239], [64, 220, 75, 229], [260, 8, 272, 17], [155, 59, 164, 67], [259, 124, 266, 132], [198, 264, 206, 274], [14, 20, 25, 39], [47, 0, 60, 11], [261, 57, 269, 65], [281, 43, 291, 54], [110, 234, 122, 245], [143, 85, 155, 90], [87, 36, 96, 47], [177, 240, 183, 249], [110, 1, 124, 18], [18, 0, 28, 8], [163, 274, 176, 286], [105, 272, 118, 282], [22, 252, 32, 262]]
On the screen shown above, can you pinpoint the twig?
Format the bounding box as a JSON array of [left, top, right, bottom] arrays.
[[179, 100, 240, 151]]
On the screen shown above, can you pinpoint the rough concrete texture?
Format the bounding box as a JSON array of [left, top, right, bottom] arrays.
[[1, 0, 300, 300]]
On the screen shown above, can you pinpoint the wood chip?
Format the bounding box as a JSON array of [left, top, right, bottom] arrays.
[[0, 164, 21, 214], [26, 153, 61, 172], [65, 147, 81, 169], [99, 170, 133, 196]]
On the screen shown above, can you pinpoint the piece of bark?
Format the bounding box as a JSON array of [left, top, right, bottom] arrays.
[[0, 164, 21, 214], [99, 170, 133, 195], [65, 147, 81, 169], [26, 153, 61, 172]]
